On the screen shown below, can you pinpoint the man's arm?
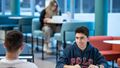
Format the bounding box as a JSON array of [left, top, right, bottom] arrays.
[[56, 47, 77, 68], [64, 65, 75, 68], [94, 49, 109, 68], [88, 64, 104, 68], [56, 48, 69, 68], [64, 64, 81, 68]]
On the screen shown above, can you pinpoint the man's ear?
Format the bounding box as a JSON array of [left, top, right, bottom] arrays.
[[18, 44, 24, 55], [3, 42, 6, 48], [19, 44, 24, 51]]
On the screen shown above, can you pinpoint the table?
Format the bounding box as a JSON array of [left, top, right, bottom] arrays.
[[46, 19, 64, 24], [9, 16, 23, 19], [0, 24, 18, 30], [9, 16, 33, 33], [103, 40, 120, 44], [46, 19, 63, 33], [103, 40, 120, 68], [0, 24, 18, 34], [9, 16, 24, 31]]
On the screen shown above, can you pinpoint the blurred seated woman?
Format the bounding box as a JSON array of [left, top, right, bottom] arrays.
[[39, 0, 61, 53]]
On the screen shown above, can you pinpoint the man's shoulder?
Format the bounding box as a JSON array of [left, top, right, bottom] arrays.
[[20, 62, 38, 68], [0, 59, 38, 68], [64, 44, 76, 52], [65, 44, 74, 49]]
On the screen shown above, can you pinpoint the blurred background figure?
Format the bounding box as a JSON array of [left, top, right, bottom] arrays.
[[39, 0, 61, 54], [35, 0, 45, 12]]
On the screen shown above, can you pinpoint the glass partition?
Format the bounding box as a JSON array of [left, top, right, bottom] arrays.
[[0, 0, 120, 16], [35, 0, 45, 12], [20, 0, 31, 15], [3, 0, 11, 15], [83, 0, 95, 13], [112, 0, 120, 12], [0, 0, 1, 15], [75, 0, 80, 13]]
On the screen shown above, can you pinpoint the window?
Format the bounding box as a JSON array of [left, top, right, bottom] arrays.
[[75, 0, 80, 13], [35, 0, 45, 12], [83, 0, 95, 13], [20, 0, 31, 15], [108, 0, 110, 12], [57, 0, 65, 13], [0, 0, 1, 12], [112, 0, 120, 12], [1, 0, 120, 16], [4, 0, 11, 15]]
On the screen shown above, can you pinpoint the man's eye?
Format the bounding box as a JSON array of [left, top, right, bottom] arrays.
[[80, 37, 84, 39], [76, 37, 78, 39]]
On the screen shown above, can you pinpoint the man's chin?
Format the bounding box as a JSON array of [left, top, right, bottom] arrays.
[[78, 45, 86, 49]]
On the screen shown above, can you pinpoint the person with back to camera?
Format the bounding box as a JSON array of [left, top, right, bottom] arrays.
[[0, 30, 38, 68], [56, 26, 109, 68], [39, 0, 61, 54]]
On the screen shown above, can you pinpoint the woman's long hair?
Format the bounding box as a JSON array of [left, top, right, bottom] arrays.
[[45, 0, 59, 18]]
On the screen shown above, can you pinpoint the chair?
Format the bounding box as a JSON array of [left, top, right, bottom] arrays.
[[89, 36, 120, 67], [32, 18, 44, 60], [0, 42, 34, 62], [54, 21, 95, 61], [19, 17, 32, 33]]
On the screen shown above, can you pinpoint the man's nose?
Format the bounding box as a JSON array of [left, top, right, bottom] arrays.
[[78, 38, 82, 42]]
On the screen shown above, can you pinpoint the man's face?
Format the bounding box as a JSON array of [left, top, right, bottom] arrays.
[[75, 33, 88, 50]]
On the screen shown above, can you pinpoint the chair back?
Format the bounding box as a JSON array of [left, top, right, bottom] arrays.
[[32, 18, 43, 37], [32, 18, 40, 33], [0, 43, 33, 62], [61, 21, 94, 48], [19, 17, 32, 33]]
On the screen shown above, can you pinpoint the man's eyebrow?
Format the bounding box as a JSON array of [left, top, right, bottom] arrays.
[[75, 36, 85, 39]]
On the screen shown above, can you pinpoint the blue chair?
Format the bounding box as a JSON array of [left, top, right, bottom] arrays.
[[0, 42, 34, 62], [19, 17, 32, 33], [32, 18, 44, 60], [54, 21, 95, 61]]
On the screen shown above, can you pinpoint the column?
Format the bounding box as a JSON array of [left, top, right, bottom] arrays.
[[70, 0, 75, 19], [30, 0, 35, 16], [66, 0, 74, 20], [95, 0, 108, 35], [10, 0, 20, 16]]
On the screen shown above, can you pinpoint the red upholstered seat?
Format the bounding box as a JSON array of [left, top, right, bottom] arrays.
[[89, 36, 113, 51], [89, 36, 120, 64], [100, 51, 120, 61]]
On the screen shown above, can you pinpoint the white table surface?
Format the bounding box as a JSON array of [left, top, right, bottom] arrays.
[[103, 40, 120, 44], [9, 16, 23, 19], [0, 56, 32, 59], [46, 19, 64, 24]]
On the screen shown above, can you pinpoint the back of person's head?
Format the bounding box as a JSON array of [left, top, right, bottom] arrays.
[[4, 30, 23, 52], [75, 26, 89, 37]]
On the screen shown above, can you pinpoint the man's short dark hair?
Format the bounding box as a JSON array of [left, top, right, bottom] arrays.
[[75, 26, 89, 37], [5, 30, 23, 52]]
